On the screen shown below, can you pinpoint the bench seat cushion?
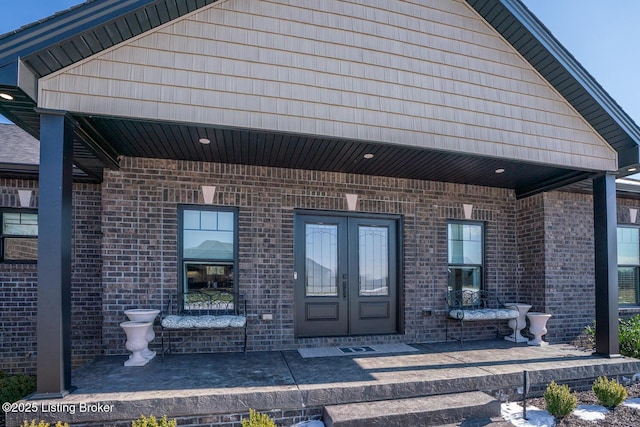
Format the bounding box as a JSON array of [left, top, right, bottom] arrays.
[[162, 314, 247, 329], [448, 308, 519, 321]]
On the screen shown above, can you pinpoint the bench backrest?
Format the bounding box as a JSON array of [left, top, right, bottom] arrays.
[[446, 289, 491, 310], [165, 290, 246, 316]]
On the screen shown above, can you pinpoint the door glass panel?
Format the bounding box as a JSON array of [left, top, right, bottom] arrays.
[[305, 224, 338, 296], [359, 225, 389, 296]]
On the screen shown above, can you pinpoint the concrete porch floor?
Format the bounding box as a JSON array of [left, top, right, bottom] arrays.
[[8, 340, 640, 426]]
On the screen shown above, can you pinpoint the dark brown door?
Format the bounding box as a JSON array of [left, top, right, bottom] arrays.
[[294, 213, 398, 338]]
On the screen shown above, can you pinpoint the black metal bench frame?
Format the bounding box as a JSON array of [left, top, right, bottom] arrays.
[[160, 290, 247, 357], [445, 289, 518, 345]]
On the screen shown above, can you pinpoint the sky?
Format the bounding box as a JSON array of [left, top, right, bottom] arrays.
[[0, 0, 639, 127]]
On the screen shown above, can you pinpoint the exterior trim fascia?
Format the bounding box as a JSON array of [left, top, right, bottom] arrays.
[[0, 1, 157, 79]]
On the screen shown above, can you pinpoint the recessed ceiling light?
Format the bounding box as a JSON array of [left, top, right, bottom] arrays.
[[495, 168, 505, 174], [364, 153, 374, 159], [0, 93, 14, 100], [629, 167, 638, 172], [198, 138, 210, 145]]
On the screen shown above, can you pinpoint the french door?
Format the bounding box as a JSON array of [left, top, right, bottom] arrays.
[[294, 212, 399, 337]]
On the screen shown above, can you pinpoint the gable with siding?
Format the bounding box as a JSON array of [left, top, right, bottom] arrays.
[[38, 0, 617, 171]]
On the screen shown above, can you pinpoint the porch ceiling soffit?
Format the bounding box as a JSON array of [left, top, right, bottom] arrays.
[[72, 113, 593, 198], [0, 0, 638, 194]]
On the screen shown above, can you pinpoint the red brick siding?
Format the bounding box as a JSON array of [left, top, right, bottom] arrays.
[[0, 179, 102, 374], [542, 192, 595, 343], [101, 158, 520, 353]]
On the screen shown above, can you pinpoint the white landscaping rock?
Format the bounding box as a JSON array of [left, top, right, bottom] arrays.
[[623, 397, 640, 409], [501, 402, 555, 427], [573, 404, 608, 421]]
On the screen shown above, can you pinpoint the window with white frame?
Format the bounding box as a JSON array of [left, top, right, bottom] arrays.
[[447, 221, 483, 295], [617, 226, 640, 305], [1, 210, 38, 263], [178, 205, 237, 309]]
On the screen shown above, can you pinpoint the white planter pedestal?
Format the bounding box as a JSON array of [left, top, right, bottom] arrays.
[[526, 312, 552, 346], [120, 321, 153, 366], [503, 303, 532, 343], [124, 309, 160, 359]]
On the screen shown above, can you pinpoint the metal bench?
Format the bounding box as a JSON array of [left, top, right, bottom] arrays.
[[160, 290, 247, 357], [445, 289, 519, 345]]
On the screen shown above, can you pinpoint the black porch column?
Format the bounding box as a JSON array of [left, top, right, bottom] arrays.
[[35, 110, 74, 397], [593, 172, 620, 357]]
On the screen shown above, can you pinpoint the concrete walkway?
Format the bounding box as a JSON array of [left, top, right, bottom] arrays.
[[8, 340, 640, 426]]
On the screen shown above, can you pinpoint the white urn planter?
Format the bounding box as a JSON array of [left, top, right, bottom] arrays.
[[124, 309, 160, 359], [503, 303, 532, 343], [526, 312, 552, 346], [120, 321, 153, 366]]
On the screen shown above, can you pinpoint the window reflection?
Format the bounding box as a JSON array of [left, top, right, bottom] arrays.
[[447, 222, 483, 294], [305, 224, 338, 296], [1, 212, 38, 262], [448, 223, 482, 264], [617, 226, 640, 305], [618, 267, 638, 305], [180, 207, 236, 310], [359, 226, 389, 296], [185, 262, 234, 293], [618, 227, 640, 265]]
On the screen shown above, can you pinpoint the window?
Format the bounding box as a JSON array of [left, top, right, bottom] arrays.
[[617, 226, 640, 305], [178, 206, 237, 309], [1, 211, 38, 263], [447, 221, 483, 294]]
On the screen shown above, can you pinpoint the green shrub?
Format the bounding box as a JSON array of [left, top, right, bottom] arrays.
[[584, 322, 595, 347], [592, 376, 627, 408], [584, 315, 640, 358], [20, 421, 69, 427], [544, 381, 577, 418], [131, 415, 177, 427], [619, 315, 640, 358], [241, 409, 277, 427], [0, 373, 37, 412]]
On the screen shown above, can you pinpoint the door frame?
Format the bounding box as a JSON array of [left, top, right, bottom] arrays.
[[293, 209, 404, 338]]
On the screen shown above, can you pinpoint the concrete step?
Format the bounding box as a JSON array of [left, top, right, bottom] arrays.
[[323, 391, 501, 427]]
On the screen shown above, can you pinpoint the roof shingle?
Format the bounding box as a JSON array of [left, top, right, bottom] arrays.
[[0, 123, 39, 165]]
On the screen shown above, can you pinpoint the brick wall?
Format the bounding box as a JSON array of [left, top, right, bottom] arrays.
[[542, 191, 595, 343], [101, 157, 520, 354], [517, 191, 596, 344], [516, 193, 546, 312], [0, 179, 102, 374], [71, 183, 104, 367], [2, 162, 632, 366]]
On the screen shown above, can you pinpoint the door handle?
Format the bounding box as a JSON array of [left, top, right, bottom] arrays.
[[342, 274, 348, 299]]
